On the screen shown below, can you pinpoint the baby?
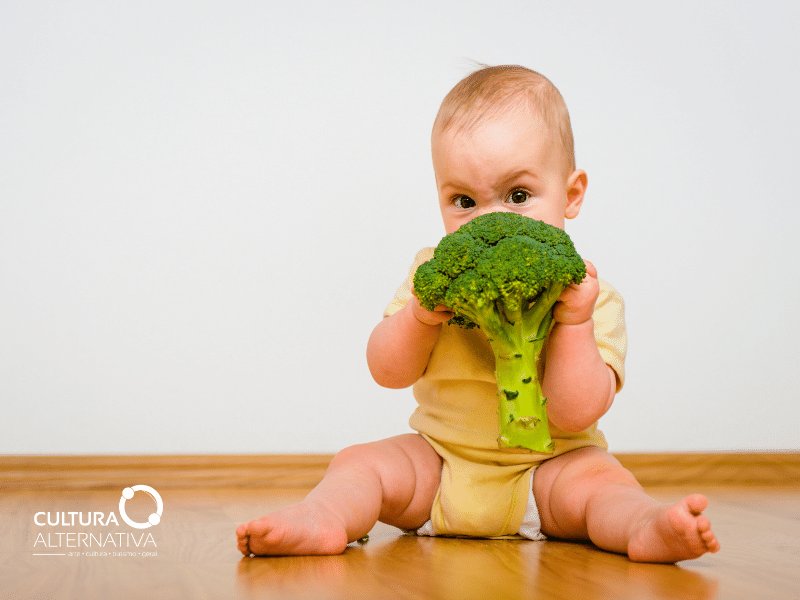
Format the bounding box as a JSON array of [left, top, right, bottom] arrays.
[[236, 65, 720, 563]]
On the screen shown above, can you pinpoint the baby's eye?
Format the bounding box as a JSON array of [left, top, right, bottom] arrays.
[[453, 195, 476, 209], [507, 189, 530, 205]]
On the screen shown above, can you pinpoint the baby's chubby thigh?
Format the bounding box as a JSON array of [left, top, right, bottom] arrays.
[[532, 446, 640, 539], [327, 433, 442, 530]]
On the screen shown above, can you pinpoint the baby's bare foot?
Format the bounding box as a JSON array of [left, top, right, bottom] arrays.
[[236, 501, 349, 557], [627, 494, 720, 563]]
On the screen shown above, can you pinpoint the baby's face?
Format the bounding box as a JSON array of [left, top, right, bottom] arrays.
[[432, 107, 583, 234]]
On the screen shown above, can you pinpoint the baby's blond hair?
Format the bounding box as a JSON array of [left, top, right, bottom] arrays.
[[433, 65, 576, 174]]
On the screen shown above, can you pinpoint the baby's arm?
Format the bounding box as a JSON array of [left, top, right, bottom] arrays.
[[366, 295, 452, 389], [542, 261, 617, 432]]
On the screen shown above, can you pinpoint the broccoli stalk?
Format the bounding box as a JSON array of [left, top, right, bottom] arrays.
[[413, 212, 586, 453]]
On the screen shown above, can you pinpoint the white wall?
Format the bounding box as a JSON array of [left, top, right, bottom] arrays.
[[1, 1, 798, 454]]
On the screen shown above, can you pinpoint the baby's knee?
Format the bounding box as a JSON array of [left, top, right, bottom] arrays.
[[579, 455, 641, 490], [328, 442, 378, 469], [327, 436, 440, 487], [328, 438, 407, 473], [549, 448, 640, 493]]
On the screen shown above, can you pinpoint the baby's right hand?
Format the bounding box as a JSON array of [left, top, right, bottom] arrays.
[[409, 291, 453, 327]]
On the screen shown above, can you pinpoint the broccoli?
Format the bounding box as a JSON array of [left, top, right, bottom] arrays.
[[413, 212, 586, 453]]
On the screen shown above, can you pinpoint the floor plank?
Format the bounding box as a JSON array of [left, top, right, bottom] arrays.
[[0, 485, 797, 599]]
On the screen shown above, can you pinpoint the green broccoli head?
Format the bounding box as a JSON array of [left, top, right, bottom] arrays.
[[412, 212, 587, 453], [414, 212, 586, 331]]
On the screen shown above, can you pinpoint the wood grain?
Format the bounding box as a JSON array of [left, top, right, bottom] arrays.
[[1, 452, 798, 491], [0, 454, 332, 491], [1, 485, 798, 600], [614, 451, 800, 487]]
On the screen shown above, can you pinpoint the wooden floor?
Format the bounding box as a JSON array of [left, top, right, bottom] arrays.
[[0, 484, 798, 600]]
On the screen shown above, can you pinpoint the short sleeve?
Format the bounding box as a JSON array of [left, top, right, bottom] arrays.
[[593, 279, 628, 391], [384, 248, 435, 318]]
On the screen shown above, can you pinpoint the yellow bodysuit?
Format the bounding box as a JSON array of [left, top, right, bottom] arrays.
[[385, 248, 627, 538]]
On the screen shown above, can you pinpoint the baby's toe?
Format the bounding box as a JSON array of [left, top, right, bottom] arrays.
[[237, 536, 251, 556], [696, 515, 711, 533], [686, 494, 708, 515], [702, 529, 719, 548]]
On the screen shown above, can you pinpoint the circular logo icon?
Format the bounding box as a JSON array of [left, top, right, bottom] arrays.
[[118, 484, 164, 529]]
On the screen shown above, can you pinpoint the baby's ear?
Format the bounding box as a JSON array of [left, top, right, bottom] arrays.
[[565, 169, 588, 219]]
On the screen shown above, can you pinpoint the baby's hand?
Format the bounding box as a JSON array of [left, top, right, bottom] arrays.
[[409, 289, 453, 327], [552, 260, 599, 326]]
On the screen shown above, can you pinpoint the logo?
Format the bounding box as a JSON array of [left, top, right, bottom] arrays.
[[32, 484, 164, 558], [118, 485, 164, 529]]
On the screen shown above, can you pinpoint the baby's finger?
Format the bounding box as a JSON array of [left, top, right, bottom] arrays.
[[558, 284, 579, 303], [431, 307, 454, 323], [583, 260, 597, 279]]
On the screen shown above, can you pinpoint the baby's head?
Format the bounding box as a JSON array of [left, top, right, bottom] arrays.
[[431, 65, 587, 233]]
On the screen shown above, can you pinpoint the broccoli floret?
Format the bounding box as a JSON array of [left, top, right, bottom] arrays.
[[413, 212, 586, 453]]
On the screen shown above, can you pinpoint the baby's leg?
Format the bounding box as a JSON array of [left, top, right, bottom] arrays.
[[533, 446, 720, 563], [236, 433, 441, 556]]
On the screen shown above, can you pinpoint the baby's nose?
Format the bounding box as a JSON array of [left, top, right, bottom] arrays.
[[476, 207, 511, 218]]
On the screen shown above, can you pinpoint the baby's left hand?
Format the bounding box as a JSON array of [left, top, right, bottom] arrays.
[[552, 260, 599, 326]]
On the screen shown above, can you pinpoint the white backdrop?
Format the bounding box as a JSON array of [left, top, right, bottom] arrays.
[[2, 1, 798, 454]]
